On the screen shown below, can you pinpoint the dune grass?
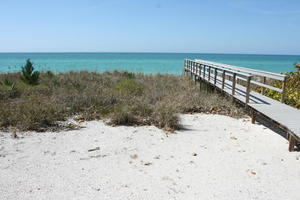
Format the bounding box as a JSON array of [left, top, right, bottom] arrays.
[[0, 71, 245, 132]]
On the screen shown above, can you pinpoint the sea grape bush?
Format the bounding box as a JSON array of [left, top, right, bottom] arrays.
[[264, 64, 300, 109]]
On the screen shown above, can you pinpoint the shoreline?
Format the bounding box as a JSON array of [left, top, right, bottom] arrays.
[[0, 53, 298, 74]]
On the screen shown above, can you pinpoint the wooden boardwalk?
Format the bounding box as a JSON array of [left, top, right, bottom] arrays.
[[184, 59, 300, 151]]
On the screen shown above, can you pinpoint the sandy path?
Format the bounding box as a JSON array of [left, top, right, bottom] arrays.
[[0, 114, 299, 200]]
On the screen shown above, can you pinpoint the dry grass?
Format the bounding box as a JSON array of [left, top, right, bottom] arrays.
[[0, 71, 245, 132]]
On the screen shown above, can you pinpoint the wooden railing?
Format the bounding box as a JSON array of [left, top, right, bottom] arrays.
[[184, 59, 288, 103]]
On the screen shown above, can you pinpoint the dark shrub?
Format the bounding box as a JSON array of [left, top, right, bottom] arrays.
[[20, 59, 40, 85], [110, 106, 138, 126]]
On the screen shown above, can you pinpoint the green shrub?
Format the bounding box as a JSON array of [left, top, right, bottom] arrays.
[[264, 70, 300, 109], [46, 70, 55, 78], [294, 63, 300, 72], [0, 79, 19, 99], [20, 59, 40, 85], [122, 71, 136, 79], [113, 79, 143, 96], [153, 101, 181, 131], [3, 79, 15, 87]]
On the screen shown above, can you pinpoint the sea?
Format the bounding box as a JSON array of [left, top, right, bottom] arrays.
[[0, 53, 299, 74]]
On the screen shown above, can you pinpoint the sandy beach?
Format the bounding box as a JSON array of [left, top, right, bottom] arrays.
[[1, 114, 299, 200]]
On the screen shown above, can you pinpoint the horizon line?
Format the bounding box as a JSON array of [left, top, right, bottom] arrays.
[[0, 51, 299, 56]]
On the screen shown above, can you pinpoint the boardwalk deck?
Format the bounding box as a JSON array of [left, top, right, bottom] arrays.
[[184, 59, 300, 151]]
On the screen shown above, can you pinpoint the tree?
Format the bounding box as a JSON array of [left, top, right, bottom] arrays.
[[20, 59, 39, 85]]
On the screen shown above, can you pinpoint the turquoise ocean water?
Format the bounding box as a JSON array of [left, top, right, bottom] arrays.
[[0, 53, 299, 74]]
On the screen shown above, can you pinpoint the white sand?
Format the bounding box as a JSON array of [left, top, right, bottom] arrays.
[[0, 114, 299, 200]]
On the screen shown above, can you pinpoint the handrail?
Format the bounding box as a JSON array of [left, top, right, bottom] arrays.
[[184, 59, 287, 103], [184, 59, 253, 103], [195, 59, 286, 81], [193, 60, 251, 78]]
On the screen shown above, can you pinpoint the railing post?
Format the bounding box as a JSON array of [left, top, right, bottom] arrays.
[[183, 60, 186, 75], [214, 68, 217, 85], [190, 61, 193, 79], [208, 66, 211, 82], [245, 76, 252, 104], [199, 63, 201, 76], [193, 61, 195, 73], [200, 64, 203, 77], [194, 63, 197, 84], [232, 73, 236, 95], [187, 60, 189, 72], [281, 76, 287, 103], [222, 70, 226, 90], [261, 77, 266, 94], [203, 65, 206, 80]]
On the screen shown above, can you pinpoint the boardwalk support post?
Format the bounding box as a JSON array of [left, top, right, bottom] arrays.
[[288, 133, 296, 152], [199, 75, 202, 90], [250, 109, 256, 124]]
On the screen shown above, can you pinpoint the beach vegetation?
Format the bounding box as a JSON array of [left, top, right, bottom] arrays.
[[110, 106, 138, 126], [2, 79, 15, 87], [113, 78, 143, 96], [20, 59, 40, 85], [294, 63, 300, 72], [0, 70, 245, 132], [260, 66, 300, 109]]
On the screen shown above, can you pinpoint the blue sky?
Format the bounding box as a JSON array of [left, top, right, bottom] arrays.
[[0, 0, 300, 54]]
